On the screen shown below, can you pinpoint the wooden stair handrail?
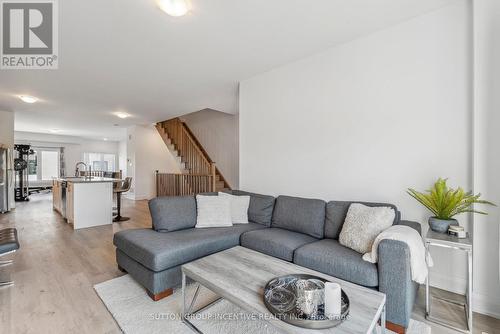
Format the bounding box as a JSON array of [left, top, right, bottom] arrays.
[[160, 118, 212, 175], [180, 123, 212, 167], [156, 117, 231, 193], [180, 122, 213, 164], [179, 121, 231, 190]]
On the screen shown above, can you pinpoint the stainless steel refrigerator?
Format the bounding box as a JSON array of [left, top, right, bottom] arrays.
[[0, 147, 14, 213]]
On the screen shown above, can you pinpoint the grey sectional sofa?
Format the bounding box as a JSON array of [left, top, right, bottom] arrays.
[[113, 190, 421, 331]]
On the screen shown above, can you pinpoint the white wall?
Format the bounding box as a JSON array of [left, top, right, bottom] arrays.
[[240, 1, 481, 310], [0, 111, 14, 148], [125, 125, 180, 200], [126, 127, 136, 182], [14, 132, 120, 176], [0, 111, 15, 210], [118, 139, 127, 177], [473, 0, 500, 318], [181, 109, 239, 188]]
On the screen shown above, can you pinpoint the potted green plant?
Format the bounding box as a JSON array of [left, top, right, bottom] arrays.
[[407, 178, 495, 233]]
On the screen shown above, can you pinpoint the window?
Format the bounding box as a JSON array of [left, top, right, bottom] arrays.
[[103, 154, 116, 172], [26, 148, 59, 181], [28, 150, 38, 182], [41, 151, 59, 180], [83, 153, 116, 172]]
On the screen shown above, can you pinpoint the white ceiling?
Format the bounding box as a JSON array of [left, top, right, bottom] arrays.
[[0, 0, 457, 140]]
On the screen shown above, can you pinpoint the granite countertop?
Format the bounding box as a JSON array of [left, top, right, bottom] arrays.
[[55, 177, 122, 183]]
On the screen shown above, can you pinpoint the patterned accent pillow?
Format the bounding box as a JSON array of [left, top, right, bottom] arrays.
[[339, 203, 395, 254]]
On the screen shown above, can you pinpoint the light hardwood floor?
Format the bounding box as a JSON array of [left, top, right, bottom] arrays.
[[0, 193, 499, 334]]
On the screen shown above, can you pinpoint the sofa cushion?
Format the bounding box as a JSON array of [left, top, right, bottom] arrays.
[[149, 196, 197, 232], [325, 201, 400, 239], [241, 228, 318, 262], [294, 239, 379, 287], [271, 196, 326, 238], [231, 190, 275, 226], [113, 223, 266, 272], [116, 249, 182, 294]]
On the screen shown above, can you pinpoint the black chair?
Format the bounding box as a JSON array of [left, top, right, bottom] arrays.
[[113, 177, 132, 222], [0, 228, 19, 287]]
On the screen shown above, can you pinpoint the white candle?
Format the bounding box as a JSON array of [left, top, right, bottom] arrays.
[[324, 282, 342, 319]]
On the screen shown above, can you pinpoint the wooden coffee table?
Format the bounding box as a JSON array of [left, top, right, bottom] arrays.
[[181, 246, 386, 334]]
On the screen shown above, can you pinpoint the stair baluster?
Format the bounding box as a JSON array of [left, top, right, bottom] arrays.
[[155, 118, 231, 196]]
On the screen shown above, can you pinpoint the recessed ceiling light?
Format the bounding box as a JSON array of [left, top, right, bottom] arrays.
[[158, 0, 190, 17], [114, 111, 130, 119], [19, 95, 38, 104], [49, 129, 61, 133], [103, 138, 108, 141]]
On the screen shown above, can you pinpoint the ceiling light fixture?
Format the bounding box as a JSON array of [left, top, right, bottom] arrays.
[[158, 0, 190, 17], [49, 129, 61, 133], [114, 111, 130, 119], [19, 95, 38, 104], [103, 138, 108, 141]]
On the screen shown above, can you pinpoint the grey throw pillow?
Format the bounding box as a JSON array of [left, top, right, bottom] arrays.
[[339, 203, 395, 254], [149, 196, 197, 232]]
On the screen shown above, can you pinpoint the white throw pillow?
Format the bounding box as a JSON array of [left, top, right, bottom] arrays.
[[219, 192, 250, 224], [195, 195, 232, 228], [339, 203, 395, 254]]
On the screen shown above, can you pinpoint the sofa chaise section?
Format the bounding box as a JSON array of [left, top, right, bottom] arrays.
[[113, 193, 273, 300], [114, 223, 266, 272]]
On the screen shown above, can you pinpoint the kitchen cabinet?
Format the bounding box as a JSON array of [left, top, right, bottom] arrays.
[[52, 179, 63, 214], [66, 182, 74, 223], [52, 177, 119, 229]]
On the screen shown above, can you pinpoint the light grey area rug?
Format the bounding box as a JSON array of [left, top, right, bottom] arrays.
[[94, 275, 431, 334]]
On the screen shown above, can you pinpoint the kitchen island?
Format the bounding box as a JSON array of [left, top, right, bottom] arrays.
[[53, 177, 121, 229]]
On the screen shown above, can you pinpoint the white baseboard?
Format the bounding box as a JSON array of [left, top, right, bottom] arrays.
[[132, 194, 150, 200], [428, 272, 500, 319], [124, 193, 151, 201], [472, 292, 500, 319]]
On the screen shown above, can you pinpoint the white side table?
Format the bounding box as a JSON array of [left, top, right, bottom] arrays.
[[425, 230, 473, 333]]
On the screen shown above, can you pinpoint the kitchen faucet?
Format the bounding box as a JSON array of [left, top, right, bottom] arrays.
[[75, 162, 87, 177]]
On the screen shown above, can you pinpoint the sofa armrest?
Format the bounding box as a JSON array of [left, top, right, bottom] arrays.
[[378, 239, 419, 329], [398, 220, 422, 236], [149, 196, 197, 232]]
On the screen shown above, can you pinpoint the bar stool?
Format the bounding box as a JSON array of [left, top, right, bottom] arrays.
[[113, 177, 132, 222], [0, 228, 20, 287]]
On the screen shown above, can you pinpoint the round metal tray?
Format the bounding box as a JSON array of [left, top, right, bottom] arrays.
[[263, 274, 349, 329]]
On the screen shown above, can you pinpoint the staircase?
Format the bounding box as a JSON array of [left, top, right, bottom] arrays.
[[155, 118, 231, 196]]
